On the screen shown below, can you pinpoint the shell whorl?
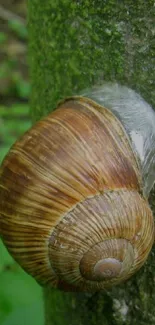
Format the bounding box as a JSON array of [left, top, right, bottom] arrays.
[[49, 190, 153, 291], [0, 96, 154, 292]]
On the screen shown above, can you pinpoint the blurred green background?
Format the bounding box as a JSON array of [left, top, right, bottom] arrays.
[[0, 1, 44, 324]]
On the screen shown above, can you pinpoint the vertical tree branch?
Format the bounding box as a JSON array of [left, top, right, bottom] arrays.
[[28, 1, 155, 324]]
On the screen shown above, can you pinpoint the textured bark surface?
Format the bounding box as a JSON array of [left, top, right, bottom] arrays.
[[28, 1, 155, 324]]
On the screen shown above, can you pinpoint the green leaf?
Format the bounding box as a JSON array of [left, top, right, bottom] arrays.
[[0, 104, 30, 117], [0, 147, 10, 164], [16, 81, 31, 98], [8, 20, 28, 40], [0, 32, 7, 43], [0, 240, 14, 271], [0, 241, 43, 324], [1, 302, 44, 325], [10, 104, 30, 116]]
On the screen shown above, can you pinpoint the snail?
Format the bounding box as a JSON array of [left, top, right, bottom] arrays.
[[0, 83, 155, 292]]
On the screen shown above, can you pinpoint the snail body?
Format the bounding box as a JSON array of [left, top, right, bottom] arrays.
[[0, 84, 155, 292]]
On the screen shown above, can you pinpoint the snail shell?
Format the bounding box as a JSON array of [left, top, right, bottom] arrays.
[[0, 87, 154, 292]]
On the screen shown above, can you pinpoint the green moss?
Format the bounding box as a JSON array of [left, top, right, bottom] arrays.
[[28, 0, 126, 121], [29, 0, 155, 122], [28, 1, 155, 324]]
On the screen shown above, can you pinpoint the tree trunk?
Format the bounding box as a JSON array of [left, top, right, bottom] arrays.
[[28, 1, 155, 324]]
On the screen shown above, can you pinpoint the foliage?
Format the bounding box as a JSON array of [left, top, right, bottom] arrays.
[[0, 240, 44, 325], [0, 104, 44, 325], [0, 3, 44, 325], [0, 8, 29, 99]]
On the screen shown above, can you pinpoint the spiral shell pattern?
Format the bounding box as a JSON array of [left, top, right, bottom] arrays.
[[0, 97, 154, 291]]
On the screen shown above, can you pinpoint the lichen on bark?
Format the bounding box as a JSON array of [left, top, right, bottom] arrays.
[[28, 1, 155, 324]]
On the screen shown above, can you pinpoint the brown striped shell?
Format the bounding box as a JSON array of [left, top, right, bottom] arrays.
[[0, 97, 154, 292]]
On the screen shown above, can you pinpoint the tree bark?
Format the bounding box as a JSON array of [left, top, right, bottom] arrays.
[[28, 1, 155, 324]]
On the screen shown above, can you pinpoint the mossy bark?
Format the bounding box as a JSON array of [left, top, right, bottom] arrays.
[[28, 1, 155, 324]]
